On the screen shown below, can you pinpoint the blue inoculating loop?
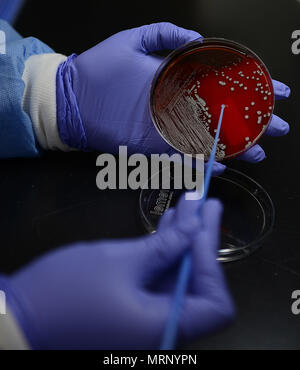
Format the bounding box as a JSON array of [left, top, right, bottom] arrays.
[[0, 0, 25, 24], [160, 104, 226, 350]]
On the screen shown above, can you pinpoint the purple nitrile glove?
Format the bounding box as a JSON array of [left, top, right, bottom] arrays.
[[0, 195, 234, 350], [56, 22, 227, 176], [56, 22, 202, 155]]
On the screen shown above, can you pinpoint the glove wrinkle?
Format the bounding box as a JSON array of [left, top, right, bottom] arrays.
[[56, 54, 88, 151]]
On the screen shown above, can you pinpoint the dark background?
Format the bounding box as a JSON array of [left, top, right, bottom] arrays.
[[0, 0, 299, 349]]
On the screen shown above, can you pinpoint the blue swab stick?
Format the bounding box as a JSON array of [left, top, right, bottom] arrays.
[[160, 104, 226, 350]]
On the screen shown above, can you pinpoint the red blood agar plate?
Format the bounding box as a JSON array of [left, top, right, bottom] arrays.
[[150, 38, 274, 160]]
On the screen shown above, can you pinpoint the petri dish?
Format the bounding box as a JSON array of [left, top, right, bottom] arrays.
[[150, 38, 274, 161], [139, 168, 275, 262]]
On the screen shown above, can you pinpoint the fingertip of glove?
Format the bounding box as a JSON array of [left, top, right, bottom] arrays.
[[204, 198, 223, 214], [212, 161, 226, 175], [273, 80, 291, 99], [185, 30, 202, 42], [281, 121, 290, 135], [239, 145, 266, 163], [204, 161, 226, 176], [284, 85, 291, 98], [176, 191, 200, 214], [278, 83, 291, 98], [253, 148, 266, 162]]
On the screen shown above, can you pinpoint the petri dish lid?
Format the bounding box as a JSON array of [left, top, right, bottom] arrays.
[[150, 38, 274, 161], [139, 168, 275, 262]]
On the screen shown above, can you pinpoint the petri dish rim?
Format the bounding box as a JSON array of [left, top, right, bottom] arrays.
[[138, 168, 275, 262], [213, 169, 275, 261], [149, 37, 275, 160]]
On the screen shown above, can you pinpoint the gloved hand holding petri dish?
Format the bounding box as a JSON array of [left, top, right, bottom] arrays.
[[150, 38, 275, 160]]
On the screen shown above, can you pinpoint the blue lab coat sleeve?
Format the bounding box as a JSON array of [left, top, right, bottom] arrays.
[[0, 19, 54, 158]]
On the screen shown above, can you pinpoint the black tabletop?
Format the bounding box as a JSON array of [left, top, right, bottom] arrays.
[[2, 0, 299, 349]]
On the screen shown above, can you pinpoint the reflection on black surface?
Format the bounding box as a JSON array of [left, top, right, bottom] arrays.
[[0, 152, 144, 274]]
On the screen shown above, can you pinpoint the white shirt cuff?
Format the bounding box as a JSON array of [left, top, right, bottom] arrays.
[[0, 306, 30, 350], [22, 53, 73, 151]]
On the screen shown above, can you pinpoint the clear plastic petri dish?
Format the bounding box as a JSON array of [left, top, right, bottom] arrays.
[[139, 168, 275, 262], [150, 38, 274, 161]]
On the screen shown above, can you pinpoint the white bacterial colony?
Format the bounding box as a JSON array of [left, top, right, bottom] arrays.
[[154, 58, 273, 157]]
